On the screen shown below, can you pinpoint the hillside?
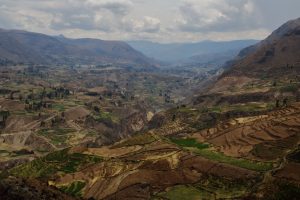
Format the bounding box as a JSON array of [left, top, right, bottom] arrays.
[[0, 29, 156, 67], [221, 18, 300, 79], [200, 18, 300, 97]]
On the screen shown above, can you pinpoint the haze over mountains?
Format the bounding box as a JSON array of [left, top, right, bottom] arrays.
[[128, 40, 258, 65]]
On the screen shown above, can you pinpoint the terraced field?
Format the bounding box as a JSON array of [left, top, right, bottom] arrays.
[[3, 102, 300, 199], [7, 132, 262, 199], [191, 103, 300, 160]]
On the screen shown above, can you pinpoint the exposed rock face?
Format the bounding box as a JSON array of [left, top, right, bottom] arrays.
[[0, 131, 55, 152], [0, 158, 32, 171], [121, 111, 148, 134]]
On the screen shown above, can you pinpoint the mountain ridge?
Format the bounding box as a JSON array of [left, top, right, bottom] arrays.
[[0, 28, 157, 67]]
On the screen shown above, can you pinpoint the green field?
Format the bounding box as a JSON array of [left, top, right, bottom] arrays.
[[37, 128, 76, 146], [59, 181, 86, 198], [193, 148, 273, 172], [156, 185, 213, 200], [92, 111, 119, 123], [170, 138, 209, 150], [195, 175, 252, 199], [113, 133, 157, 148], [170, 138, 272, 171], [10, 148, 102, 178], [52, 103, 65, 112]]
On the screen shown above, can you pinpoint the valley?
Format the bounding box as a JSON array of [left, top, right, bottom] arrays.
[[0, 63, 217, 167], [0, 14, 300, 200]]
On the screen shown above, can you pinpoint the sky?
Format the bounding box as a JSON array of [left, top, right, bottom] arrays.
[[0, 0, 299, 43]]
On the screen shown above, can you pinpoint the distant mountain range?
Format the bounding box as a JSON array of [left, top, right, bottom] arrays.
[[0, 29, 156, 67], [128, 40, 259, 66], [0, 28, 261, 69]]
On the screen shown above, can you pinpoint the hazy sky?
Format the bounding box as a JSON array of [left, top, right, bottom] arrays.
[[0, 0, 299, 42]]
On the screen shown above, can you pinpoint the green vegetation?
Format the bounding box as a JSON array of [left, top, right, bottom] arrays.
[[170, 137, 272, 171], [227, 103, 273, 113], [195, 175, 252, 199], [59, 181, 86, 198], [193, 148, 273, 172], [10, 149, 102, 178], [113, 133, 156, 148], [52, 103, 65, 112], [37, 128, 76, 145], [92, 111, 119, 123], [156, 185, 213, 200], [202, 103, 274, 115], [208, 106, 223, 113], [170, 138, 209, 150], [0, 149, 10, 154], [280, 84, 299, 93], [11, 110, 31, 116]]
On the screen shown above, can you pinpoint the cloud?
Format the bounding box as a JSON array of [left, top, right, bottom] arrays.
[[122, 16, 161, 33], [0, 0, 299, 42], [47, 0, 161, 33], [141, 17, 161, 33], [176, 0, 263, 32], [86, 0, 133, 15], [49, 0, 134, 31]]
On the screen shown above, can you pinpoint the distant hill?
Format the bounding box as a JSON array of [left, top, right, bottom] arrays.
[[208, 17, 300, 94], [128, 40, 258, 65], [0, 29, 157, 67], [221, 17, 300, 78]]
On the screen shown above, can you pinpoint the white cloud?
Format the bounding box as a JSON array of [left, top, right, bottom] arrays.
[[85, 0, 133, 15], [0, 0, 299, 42], [123, 16, 160, 33], [176, 0, 262, 32]]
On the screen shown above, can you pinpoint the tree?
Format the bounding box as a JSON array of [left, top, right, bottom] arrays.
[[276, 99, 280, 108], [172, 114, 176, 121], [94, 106, 100, 113], [19, 94, 23, 101], [283, 98, 288, 107], [9, 92, 14, 100], [40, 121, 46, 127]]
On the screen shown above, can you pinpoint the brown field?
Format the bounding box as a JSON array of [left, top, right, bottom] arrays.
[[274, 162, 300, 183], [191, 103, 300, 159]]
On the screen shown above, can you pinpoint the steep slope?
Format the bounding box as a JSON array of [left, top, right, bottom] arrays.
[[0, 29, 156, 67], [224, 18, 300, 70], [202, 18, 300, 97], [221, 18, 300, 79]]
